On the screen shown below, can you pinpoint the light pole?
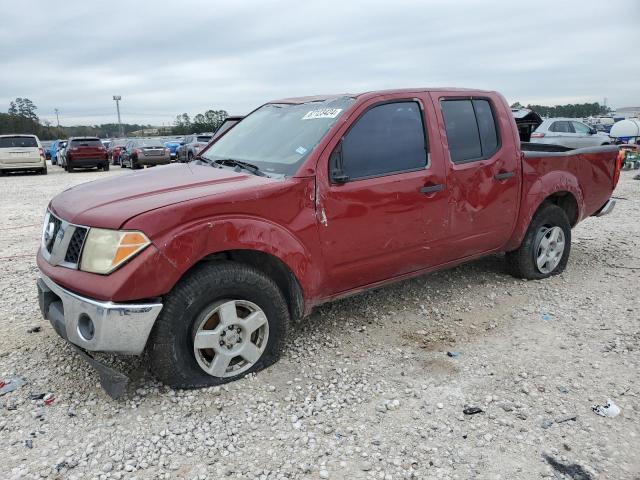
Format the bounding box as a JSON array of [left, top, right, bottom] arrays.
[[54, 108, 60, 127], [113, 95, 123, 137]]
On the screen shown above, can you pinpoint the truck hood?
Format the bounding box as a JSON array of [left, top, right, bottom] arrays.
[[50, 163, 273, 229]]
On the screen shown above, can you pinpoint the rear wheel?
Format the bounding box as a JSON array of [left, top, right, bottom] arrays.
[[148, 262, 289, 388], [187, 152, 193, 163], [40, 167, 47, 175], [506, 204, 571, 280], [103, 163, 110, 171]]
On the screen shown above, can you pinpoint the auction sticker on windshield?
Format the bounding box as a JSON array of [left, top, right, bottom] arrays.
[[302, 108, 342, 120]]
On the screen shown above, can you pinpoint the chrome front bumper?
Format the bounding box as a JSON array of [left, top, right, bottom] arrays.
[[37, 273, 163, 355], [595, 198, 616, 217]]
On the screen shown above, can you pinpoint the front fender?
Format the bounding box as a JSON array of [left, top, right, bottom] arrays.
[[505, 170, 583, 251], [154, 215, 320, 301]]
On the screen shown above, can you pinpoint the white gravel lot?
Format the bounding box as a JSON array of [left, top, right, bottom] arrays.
[[0, 163, 638, 480]]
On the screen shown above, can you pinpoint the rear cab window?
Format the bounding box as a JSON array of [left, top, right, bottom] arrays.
[[0, 136, 38, 148], [440, 98, 500, 163]]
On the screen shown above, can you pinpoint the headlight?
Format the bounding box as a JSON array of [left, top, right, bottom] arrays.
[[80, 228, 150, 274]]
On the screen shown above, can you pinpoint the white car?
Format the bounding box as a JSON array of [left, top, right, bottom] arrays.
[[0, 134, 47, 175], [530, 118, 611, 149]]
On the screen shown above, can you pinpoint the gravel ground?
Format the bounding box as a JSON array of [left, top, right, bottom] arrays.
[[0, 164, 638, 480]]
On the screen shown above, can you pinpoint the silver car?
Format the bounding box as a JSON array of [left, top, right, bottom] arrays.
[[530, 118, 611, 148]]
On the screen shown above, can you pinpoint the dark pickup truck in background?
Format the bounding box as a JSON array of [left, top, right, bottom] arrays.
[[36, 87, 621, 394]]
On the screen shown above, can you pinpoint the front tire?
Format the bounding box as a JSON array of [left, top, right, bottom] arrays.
[[148, 262, 290, 388], [506, 204, 571, 280]]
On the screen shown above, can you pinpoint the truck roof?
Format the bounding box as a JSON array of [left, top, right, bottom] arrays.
[[271, 87, 496, 104]]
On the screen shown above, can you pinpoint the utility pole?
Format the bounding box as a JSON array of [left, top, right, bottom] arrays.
[[113, 95, 123, 137], [54, 108, 60, 127]]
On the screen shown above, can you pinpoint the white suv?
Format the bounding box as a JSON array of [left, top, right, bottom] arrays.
[[0, 134, 47, 174], [530, 119, 611, 149]]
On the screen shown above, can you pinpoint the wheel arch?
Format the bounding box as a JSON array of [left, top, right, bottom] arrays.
[[505, 173, 583, 252]]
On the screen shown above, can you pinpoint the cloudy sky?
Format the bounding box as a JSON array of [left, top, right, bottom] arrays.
[[1, 0, 638, 126]]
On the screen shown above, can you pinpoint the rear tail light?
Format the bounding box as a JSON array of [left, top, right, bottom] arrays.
[[531, 132, 545, 138], [134, 148, 142, 155], [613, 148, 624, 188], [38, 147, 45, 158], [165, 148, 170, 154]]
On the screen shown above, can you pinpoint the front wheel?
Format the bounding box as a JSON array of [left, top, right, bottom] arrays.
[[148, 262, 290, 388], [505, 204, 571, 280]]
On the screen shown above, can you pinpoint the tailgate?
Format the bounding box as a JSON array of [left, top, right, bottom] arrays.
[[0, 147, 40, 164]]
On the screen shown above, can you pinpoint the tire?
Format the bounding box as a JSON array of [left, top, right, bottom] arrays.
[[148, 261, 290, 388], [187, 152, 193, 163], [505, 204, 571, 280], [103, 163, 110, 171], [120, 157, 126, 168], [66, 164, 73, 173], [131, 156, 139, 170], [41, 168, 47, 175]]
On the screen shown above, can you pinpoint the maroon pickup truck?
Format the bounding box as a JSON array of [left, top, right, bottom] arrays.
[[36, 88, 621, 395]]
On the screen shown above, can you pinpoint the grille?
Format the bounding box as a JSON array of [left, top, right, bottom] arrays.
[[46, 216, 62, 253], [64, 227, 87, 264]]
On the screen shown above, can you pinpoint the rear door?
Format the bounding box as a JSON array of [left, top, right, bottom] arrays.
[[548, 121, 578, 147], [433, 94, 521, 259], [316, 94, 450, 295], [0, 135, 40, 164]]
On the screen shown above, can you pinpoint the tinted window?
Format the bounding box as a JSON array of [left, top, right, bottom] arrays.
[[550, 121, 572, 133], [473, 99, 499, 157], [572, 121, 591, 134], [341, 102, 427, 180], [0, 136, 38, 148], [196, 136, 212, 143], [71, 139, 102, 147], [441, 100, 481, 162]]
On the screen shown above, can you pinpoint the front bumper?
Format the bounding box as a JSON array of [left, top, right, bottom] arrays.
[[37, 272, 163, 355]]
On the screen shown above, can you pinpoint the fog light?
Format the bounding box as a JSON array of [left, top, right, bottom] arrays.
[[77, 314, 95, 341]]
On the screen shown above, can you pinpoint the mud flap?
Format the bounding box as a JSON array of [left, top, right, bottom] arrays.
[[70, 345, 129, 399]]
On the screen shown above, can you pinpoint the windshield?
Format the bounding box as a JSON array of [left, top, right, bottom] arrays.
[[201, 96, 354, 176]]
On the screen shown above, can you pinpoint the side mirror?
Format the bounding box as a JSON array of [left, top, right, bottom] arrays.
[[590, 128, 597, 135], [180, 141, 186, 145], [329, 141, 349, 184]]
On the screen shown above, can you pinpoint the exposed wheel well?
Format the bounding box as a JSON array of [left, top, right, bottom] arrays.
[[191, 250, 305, 321], [542, 191, 579, 226]]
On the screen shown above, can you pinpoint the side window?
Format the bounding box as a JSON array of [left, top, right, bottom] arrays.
[[340, 102, 427, 180], [473, 99, 499, 158], [550, 121, 572, 133], [441, 98, 500, 163], [572, 121, 591, 134]]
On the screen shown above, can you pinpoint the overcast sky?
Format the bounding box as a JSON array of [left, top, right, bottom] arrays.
[[1, 0, 638, 126]]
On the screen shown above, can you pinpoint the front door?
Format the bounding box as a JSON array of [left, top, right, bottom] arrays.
[[316, 96, 449, 295]]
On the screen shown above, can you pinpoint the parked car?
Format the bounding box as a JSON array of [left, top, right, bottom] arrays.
[[101, 139, 112, 150], [56, 140, 68, 167], [107, 138, 128, 165], [120, 138, 171, 169], [48, 140, 61, 165], [195, 116, 244, 158], [36, 87, 620, 395], [41, 140, 54, 160], [530, 118, 611, 148], [0, 134, 47, 174], [175, 134, 212, 162], [163, 138, 183, 161], [64, 137, 109, 172]]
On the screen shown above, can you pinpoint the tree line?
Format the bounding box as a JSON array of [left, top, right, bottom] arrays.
[[510, 101, 612, 118], [172, 110, 229, 135], [1, 97, 229, 140]]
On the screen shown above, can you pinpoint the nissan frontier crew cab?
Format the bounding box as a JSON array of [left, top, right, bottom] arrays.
[[36, 88, 621, 395]]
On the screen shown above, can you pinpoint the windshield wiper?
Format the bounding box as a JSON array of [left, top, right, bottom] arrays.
[[213, 158, 267, 177]]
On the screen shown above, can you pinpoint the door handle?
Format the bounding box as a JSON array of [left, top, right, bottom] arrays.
[[420, 184, 443, 194], [494, 171, 515, 181]]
